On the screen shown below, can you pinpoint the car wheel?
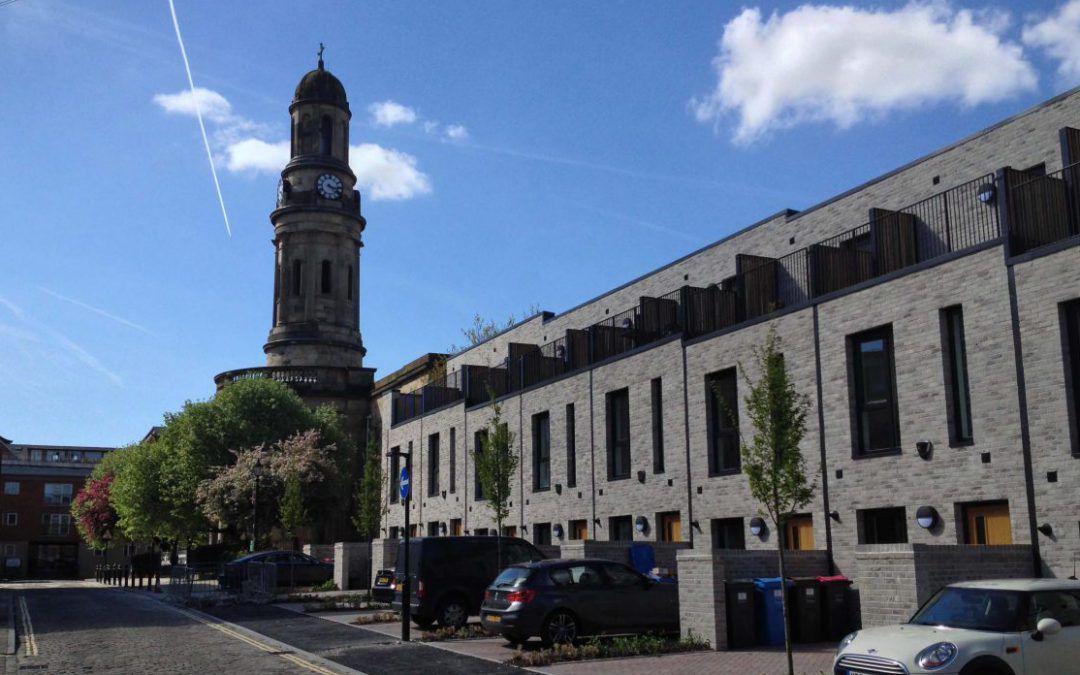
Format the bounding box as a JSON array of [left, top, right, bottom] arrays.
[[959, 658, 1011, 675], [437, 597, 468, 629], [412, 615, 435, 628], [542, 610, 579, 646]]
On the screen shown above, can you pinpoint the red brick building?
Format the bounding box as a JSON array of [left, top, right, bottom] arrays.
[[0, 439, 115, 579]]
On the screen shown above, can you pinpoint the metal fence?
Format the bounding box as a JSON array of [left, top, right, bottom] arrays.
[[165, 563, 229, 602]]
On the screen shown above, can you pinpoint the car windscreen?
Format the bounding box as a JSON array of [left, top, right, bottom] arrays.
[[491, 566, 532, 589], [910, 587, 1025, 632]]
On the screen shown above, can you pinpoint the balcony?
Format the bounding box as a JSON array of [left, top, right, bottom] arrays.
[[1005, 162, 1080, 256]]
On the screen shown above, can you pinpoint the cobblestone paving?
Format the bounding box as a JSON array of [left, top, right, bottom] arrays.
[[8, 581, 315, 675]]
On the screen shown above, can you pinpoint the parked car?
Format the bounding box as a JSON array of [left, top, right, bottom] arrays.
[[834, 579, 1080, 675], [480, 558, 679, 646], [371, 568, 394, 603], [391, 536, 544, 628], [218, 550, 333, 589]]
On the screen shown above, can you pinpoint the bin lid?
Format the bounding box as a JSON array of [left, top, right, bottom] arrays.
[[817, 575, 851, 583], [753, 577, 793, 588]]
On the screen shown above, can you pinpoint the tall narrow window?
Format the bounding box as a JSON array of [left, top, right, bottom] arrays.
[[320, 260, 332, 295], [651, 378, 665, 473], [565, 404, 577, 488], [850, 326, 901, 456], [473, 429, 487, 501], [859, 507, 907, 544], [291, 260, 303, 296], [942, 306, 973, 444], [1063, 300, 1080, 456], [319, 115, 333, 155], [427, 433, 440, 497], [706, 369, 740, 475], [449, 427, 456, 494], [606, 388, 631, 480], [347, 265, 354, 301], [389, 448, 400, 504], [532, 412, 551, 491]]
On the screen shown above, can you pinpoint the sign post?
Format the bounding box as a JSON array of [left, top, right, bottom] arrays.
[[399, 460, 412, 642]]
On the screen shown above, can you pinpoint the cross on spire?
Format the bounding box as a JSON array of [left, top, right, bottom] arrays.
[[317, 42, 325, 69]]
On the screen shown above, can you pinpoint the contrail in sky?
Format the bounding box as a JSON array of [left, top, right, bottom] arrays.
[[167, 0, 232, 237]]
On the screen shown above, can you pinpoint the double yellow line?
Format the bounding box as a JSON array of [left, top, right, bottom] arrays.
[[16, 596, 37, 657], [170, 606, 343, 675]]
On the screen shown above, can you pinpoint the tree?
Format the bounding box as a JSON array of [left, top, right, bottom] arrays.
[[472, 397, 518, 568], [352, 432, 386, 541], [447, 303, 542, 353], [280, 472, 308, 550], [735, 326, 814, 675]]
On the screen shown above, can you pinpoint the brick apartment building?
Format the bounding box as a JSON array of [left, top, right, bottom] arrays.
[[0, 437, 116, 579], [372, 86, 1080, 625]]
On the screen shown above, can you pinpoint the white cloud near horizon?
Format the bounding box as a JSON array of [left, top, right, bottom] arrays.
[[692, 3, 1038, 144], [1023, 0, 1080, 86], [155, 88, 432, 201], [369, 100, 419, 127], [444, 124, 469, 141]]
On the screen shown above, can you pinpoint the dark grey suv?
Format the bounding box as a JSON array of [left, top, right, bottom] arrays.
[[480, 558, 679, 645]]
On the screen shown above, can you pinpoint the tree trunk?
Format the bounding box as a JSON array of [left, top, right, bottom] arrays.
[[778, 526, 794, 675]]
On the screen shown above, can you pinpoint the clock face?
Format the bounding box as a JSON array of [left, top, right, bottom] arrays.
[[316, 173, 343, 200]]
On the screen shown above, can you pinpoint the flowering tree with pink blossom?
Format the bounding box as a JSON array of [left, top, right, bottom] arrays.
[[71, 472, 119, 550]]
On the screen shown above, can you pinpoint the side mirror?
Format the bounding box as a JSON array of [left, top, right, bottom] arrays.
[[1033, 617, 1062, 641]]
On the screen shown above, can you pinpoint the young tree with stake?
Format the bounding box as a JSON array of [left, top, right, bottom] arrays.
[[472, 395, 518, 570]]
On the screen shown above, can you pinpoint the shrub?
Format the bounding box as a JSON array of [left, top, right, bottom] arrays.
[[311, 580, 339, 592], [352, 612, 399, 625], [421, 624, 493, 641], [508, 632, 710, 667]]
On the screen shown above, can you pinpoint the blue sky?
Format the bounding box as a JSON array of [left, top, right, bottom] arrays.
[[1, 0, 1078, 446]]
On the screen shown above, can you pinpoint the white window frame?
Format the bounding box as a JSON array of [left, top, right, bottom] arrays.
[[44, 483, 73, 506], [3, 481, 18, 495], [3, 512, 17, 526]]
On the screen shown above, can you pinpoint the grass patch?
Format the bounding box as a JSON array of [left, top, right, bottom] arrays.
[[311, 580, 339, 592], [421, 624, 494, 641], [352, 611, 400, 625], [509, 632, 710, 667]]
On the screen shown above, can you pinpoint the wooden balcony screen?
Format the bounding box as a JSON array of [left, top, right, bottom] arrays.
[[736, 254, 780, 320], [1006, 166, 1073, 255], [870, 208, 919, 275]]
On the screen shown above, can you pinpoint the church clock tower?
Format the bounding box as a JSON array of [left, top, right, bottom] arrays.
[[265, 50, 366, 368]]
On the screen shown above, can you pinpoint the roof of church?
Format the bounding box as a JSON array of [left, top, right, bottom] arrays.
[[293, 58, 348, 110]]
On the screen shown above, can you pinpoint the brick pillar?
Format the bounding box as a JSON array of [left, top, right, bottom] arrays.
[[676, 550, 727, 650], [368, 539, 399, 589]]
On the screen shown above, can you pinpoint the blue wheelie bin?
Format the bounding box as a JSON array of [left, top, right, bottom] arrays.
[[754, 577, 793, 647]]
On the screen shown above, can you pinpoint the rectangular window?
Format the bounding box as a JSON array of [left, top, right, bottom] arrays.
[[29, 449, 41, 461], [850, 326, 901, 456], [389, 526, 400, 539], [706, 368, 740, 474], [449, 427, 457, 494], [43, 513, 71, 536], [609, 515, 633, 541], [860, 507, 908, 544], [1063, 300, 1080, 455], [389, 447, 401, 504], [658, 511, 681, 542], [606, 388, 631, 480], [44, 483, 73, 506], [568, 519, 588, 540], [565, 404, 577, 488], [427, 433, 440, 497], [532, 412, 551, 491], [473, 430, 487, 501], [711, 518, 746, 550], [533, 522, 552, 546], [942, 306, 974, 445], [3, 482, 18, 495], [427, 521, 440, 537], [651, 378, 665, 473], [3, 513, 16, 526]]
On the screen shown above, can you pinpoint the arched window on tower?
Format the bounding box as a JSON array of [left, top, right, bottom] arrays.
[[292, 260, 303, 296], [320, 115, 333, 156], [347, 265, 354, 301], [321, 260, 332, 295]]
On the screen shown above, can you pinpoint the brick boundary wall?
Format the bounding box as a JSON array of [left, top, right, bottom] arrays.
[[303, 544, 335, 563], [557, 540, 692, 573], [676, 548, 830, 649], [333, 542, 371, 591], [854, 544, 1033, 628]]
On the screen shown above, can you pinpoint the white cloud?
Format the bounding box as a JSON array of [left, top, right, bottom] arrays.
[[444, 124, 469, 141], [224, 138, 290, 173], [369, 100, 418, 127], [153, 87, 235, 124], [692, 3, 1038, 144], [351, 143, 432, 201], [1023, 0, 1080, 85], [423, 121, 439, 134]]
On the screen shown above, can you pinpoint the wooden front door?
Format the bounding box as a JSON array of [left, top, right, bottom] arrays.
[[570, 520, 588, 540], [785, 515, 815, 550], [660, 513, 682, 543], [966, 503, 1013, 545]]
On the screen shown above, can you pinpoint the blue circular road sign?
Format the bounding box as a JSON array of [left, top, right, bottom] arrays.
[[399, 466, 410, 501]]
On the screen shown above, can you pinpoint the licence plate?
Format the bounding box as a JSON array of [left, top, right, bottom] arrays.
[[376, 576, 390, 585], [486, 614, 501, 623]]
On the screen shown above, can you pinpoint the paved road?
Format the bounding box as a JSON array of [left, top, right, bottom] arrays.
[[3, 580, 322, 674], [206, 604, 521, 675]]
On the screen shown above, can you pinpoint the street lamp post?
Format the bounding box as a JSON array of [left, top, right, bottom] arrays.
[[386, 446, 412, 642]]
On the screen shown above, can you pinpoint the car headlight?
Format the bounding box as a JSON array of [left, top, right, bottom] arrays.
[[916, 642, 958, 670], [837, 631, 858, 653]]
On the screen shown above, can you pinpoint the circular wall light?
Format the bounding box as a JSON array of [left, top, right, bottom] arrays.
[[553, 524, 564, 540], [916, 505, 939, 529], [977, 183, 997, 205], [749, 517, 766, 538], [635, 516, 649, 533]]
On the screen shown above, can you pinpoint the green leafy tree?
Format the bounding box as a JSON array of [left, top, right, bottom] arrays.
[[472, 397, 518, 567], [280, 471, 309, 549], [352, 432, 386, 540], [735, 327, 814, 675]]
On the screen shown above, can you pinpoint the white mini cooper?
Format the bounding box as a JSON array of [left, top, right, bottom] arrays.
[[834, 579, 1080, 675]]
